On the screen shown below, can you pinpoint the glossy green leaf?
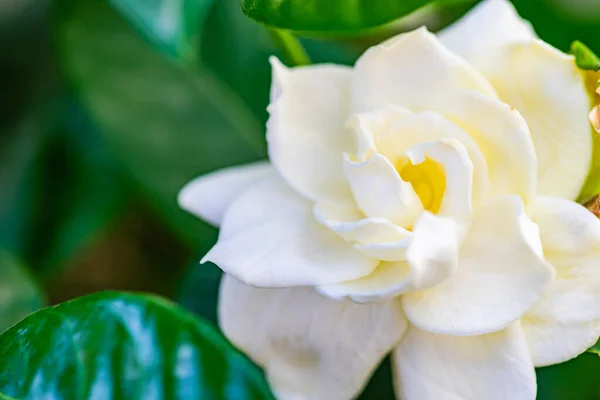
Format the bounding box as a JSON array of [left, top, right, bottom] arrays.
[[57, 0, 265, 246], [0, 251, 44, 332], [0, 291, 274, 399], [537, 352, 600, 399], [241, 0, 433, 33], [109, 0, 215, 62], [571, 40, 600, 72]]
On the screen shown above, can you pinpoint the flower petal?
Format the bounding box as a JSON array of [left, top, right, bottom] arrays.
[[438, 0, 535, 63], [352, 27, 496, 114], [344, 153, 423, 228], [267, 57, 355, 205], [405, 138, 474, 218], [374, 111, 489, 204], [314, 204, 411, 245], [393, 322, 536, 400], [340, 213, 467, 301], [317, 262, 411, 303], [437, 90, 537, 211], [474, 40, 591, 200], [402, 196, 554, 335], [204, 178, 378, 287], [178, 161, 275, 227], [219, 275, 407, 400], [522, 197, 600, 366]]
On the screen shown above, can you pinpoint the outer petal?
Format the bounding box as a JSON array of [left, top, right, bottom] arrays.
[[393, 322, 536, 400], [437, 90, 537, 210], [474, 40, 592, 200], [267, 57, 355, 205], [438, 0, 535, 63], [352, 27, 496, 114], [328, 213, 467, 302], [402, 196, 554, 335], [522, 197, 600, 366], [344, 153, 423, 228], [178, 161, 275, 227], [219, 275, 407, 400], [204, 178, 378, 287]]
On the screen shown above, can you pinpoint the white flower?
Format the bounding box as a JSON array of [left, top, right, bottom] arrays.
[[178, 0, 600, 399]]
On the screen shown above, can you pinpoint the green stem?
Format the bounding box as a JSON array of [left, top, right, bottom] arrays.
[[267, 28, 311, 66]]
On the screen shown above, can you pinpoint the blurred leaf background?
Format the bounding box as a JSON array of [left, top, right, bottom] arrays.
[[0, 0, 599, 398]]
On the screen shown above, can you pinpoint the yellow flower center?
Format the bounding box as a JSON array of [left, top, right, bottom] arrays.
[[399, 158, 446, 213]]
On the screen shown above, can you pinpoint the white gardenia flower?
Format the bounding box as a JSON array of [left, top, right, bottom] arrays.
[[179, 0, 600, 399]]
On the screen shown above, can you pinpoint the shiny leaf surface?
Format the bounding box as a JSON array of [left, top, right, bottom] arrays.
[[0, 291, 274, 399], [0, 251, 44, 333]]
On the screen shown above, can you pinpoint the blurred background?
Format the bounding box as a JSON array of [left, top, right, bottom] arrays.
[[0, 0, 598, 398]]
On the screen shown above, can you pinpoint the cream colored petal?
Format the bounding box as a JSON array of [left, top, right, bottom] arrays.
[[405, 138, 474, 218], [474, 40, 592, 200], [352, 27, 496, 114], [318, 262, 411, 303], [403, 196, 554, 335], [204, 178, 378, 287], [344, 153, 423, 228], [178, 161, 276, 227], [437, 90, 537, 211], [522, 197, 600, 366], [219, 275, 407, 400], [267, 57, 354, 205], [374, 111, 489, 204], [438, 0, 535, 63], [393, 323, 536, 400], [314, 204, 411, 245], [348, 212, 467, 299]]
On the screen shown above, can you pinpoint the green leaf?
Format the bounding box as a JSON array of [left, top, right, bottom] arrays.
[[57, 0, 266, 247], [537, 352, 600, 399], [571, 41, 600, 72], [0, 291, 274, 399], [0, 251, 44, 333], [589, 338, 600, 356], [108, 0, 216, 63], [241, 0, 434, 33]]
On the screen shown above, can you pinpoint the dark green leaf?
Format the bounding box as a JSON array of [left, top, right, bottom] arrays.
[[0, 251, 44, 333], [241, 0, 434, 33], [537, 352, 600, 399], [109, 0, 216, 62], [0, 291, 274, 399], [571, 40, 600, 72], [57, 0, 265, 247], [589, 338, 600, 356], [177, 259, 222, 324]]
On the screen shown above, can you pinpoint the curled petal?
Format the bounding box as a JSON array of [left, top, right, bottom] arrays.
[[405, 138, 474, 218], [344, 153, 423, 228], [219, 275, 407, 400], [402, 196, 554, 335], [204, 178, 378, 287]]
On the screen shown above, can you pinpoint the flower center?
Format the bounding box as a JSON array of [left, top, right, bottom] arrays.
[[398, 158, 446, 213]]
